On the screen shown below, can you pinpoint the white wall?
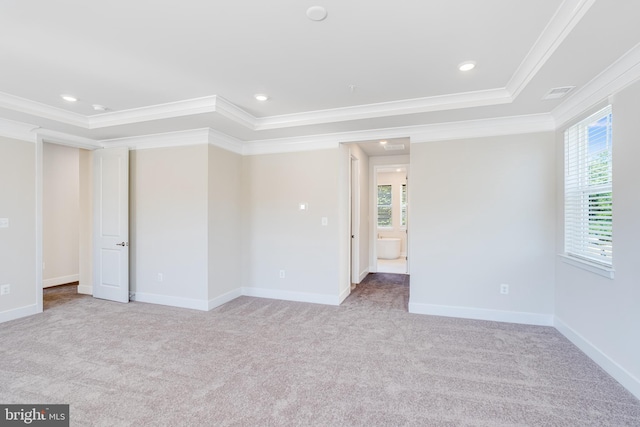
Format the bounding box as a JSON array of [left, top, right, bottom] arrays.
[[376, 171, 407, 256], [555, 80, 640, 398], [42, 143, 79, 287], [409, 133, 556, 325], [78, 149, 92, 294], [130, 145, 209, 309], [208, 144, 242, 306], [0, 137, 37, 321], [242, 149, 341, 304]]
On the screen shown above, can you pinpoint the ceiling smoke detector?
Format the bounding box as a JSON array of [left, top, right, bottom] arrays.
[[543, 86, 575, 100]]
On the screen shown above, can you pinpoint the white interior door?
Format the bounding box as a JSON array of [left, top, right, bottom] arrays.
[[93, 148, 129, 303]]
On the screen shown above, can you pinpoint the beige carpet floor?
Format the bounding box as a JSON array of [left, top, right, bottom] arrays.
[[1, 275, 639, 426]]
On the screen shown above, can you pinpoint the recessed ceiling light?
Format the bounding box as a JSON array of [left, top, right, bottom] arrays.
[[396, 168, 402, 172], [379, 140, 388, 145], [255, 94, 269, 101], [307, 6, 328, 21], [61, 94, 77, 102], [458, 61, 476, 72]]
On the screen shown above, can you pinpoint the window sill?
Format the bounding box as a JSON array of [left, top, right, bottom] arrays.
[[558, 254, 615, 279]]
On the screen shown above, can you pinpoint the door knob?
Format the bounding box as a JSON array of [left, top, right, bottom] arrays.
[[116, 242, 128, 247]]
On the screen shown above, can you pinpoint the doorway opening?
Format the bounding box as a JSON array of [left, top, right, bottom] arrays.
[[42, 142, 92, 309], [374, 164, 408, 275], [341, 138, 410, 305]]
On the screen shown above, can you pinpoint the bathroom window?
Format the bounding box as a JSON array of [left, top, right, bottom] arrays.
[[401, 184, 407, 227], [564, 105, 613, 267], [377, 184, 392, 227]]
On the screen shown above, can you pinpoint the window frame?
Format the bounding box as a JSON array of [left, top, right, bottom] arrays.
[[561, 105, 614, 279], [400, 183, 407, 228], [377, 184, 393, 229]]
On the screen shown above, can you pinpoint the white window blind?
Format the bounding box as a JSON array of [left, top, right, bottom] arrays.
[[401, 183, 407, 227], [564, 105, 613, 266], [377, 184, 392, 227]]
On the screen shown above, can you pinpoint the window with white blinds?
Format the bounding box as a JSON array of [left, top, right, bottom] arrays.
[[564, 105, 613, 266]]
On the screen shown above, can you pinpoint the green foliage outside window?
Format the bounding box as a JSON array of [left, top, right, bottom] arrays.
[[377, 184, 392, 227]]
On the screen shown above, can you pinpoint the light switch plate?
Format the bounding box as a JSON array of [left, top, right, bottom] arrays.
[[0, 218, 8, 228]]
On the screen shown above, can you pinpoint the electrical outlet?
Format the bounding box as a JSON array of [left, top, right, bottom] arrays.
[[279, 270, 285, 279], [157, 273, 163, 282], [500, 284, 509, 295], [0, 284, 10, 296]]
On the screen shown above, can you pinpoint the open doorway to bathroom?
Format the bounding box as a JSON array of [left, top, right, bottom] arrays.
[[341, 138, 410, 310], [374, 164, 408, 274], [342, 138, 410, 283]]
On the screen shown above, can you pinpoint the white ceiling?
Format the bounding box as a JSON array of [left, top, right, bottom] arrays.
[[1, 0, 639, 148]]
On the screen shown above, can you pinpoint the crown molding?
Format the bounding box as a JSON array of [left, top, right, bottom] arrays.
[[0, 92, 88, 128], [253, 88, 512, 130], [243, 113, 555, 155], [243, 134, 340, 156], [0, 0, 595, 138], [36, 129, 102, 150], [88, 96, 218, 129], [0, 117, 39, 142], [409, 113, 555, 143], [552, 41, 640, 127], [207, 128, 244, 155], [214, 96, 258, 130], [507, 0, 596, 98], [102, 128, 210, 150]]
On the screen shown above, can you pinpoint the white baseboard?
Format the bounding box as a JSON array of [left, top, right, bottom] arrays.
[[207, 288, 243, 311], [0, 303, 41, 324], [43, 274, 79, 288], [408, 301, 554, 326], [77, 284, 92, 295], [241, 287, 340, 306], [555, 316, 640, 400], [358, 268, 369, 283], [133, 292, 209, 311], [338, 286, 351, 304]]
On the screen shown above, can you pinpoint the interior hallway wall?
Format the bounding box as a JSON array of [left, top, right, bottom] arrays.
[[42, 142, 79, 287], [78, 149, 92, 294], [349, 144, 370, 283]]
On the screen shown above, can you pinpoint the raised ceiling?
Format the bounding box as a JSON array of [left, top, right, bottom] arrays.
[[0, 0, 639, 149]]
